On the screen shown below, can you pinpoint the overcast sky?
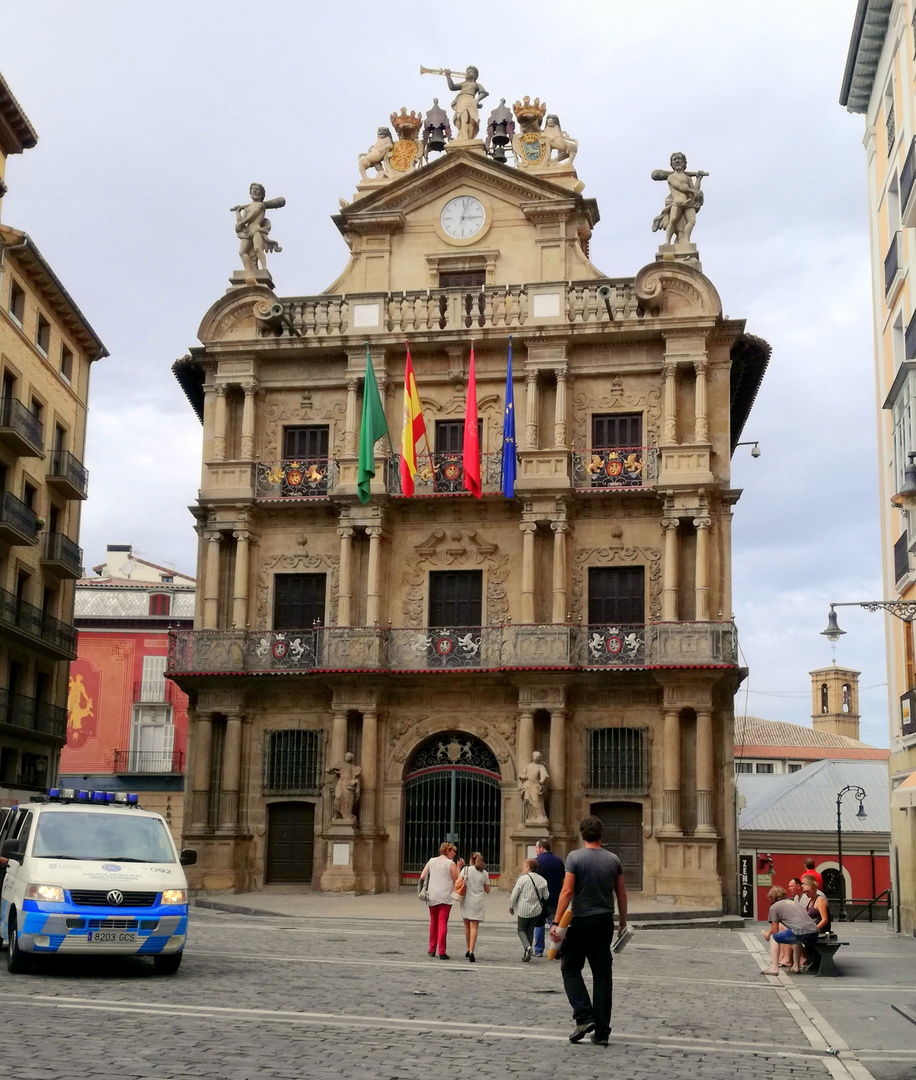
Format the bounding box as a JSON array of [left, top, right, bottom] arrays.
[[1, 0, 890, 743]]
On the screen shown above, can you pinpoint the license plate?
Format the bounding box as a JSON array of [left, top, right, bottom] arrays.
[[87, 931, 138, 943]]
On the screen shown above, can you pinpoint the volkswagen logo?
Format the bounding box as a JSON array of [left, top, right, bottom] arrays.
[[106, 890, 124, 906]]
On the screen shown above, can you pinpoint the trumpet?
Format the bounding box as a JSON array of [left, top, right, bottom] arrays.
[[420, 65, 464, 76]]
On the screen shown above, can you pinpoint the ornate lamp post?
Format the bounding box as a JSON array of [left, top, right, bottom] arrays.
[[835, 784, 867, 921], [821, 601, 916, 643]]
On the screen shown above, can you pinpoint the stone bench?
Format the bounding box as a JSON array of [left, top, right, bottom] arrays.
[[809, 936, 848, 977]]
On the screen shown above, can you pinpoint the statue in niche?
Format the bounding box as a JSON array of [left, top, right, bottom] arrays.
[[651, 152, 708, 245], [358, 127, 394, 180], [443, 66, 489, 142], [518, 750, 549, 826], [328, 751, 361, 822], [231, 183, 286, 273]]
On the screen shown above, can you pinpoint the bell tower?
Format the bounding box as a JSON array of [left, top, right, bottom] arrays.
[[810, 661, 861, 740]]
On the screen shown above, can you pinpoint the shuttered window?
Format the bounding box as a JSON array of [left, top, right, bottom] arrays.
[[587, 567, 645, 625], [274, 573, 326, 630]]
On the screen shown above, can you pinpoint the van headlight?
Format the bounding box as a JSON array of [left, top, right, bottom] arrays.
[[160, 889, 187, 905], [26, 884, 65, 903]]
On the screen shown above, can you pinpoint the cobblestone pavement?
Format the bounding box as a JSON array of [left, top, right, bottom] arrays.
[[0, 911, 909, 1080]]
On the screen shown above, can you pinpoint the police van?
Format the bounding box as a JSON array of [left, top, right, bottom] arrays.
[[0, 788, 196, 975]]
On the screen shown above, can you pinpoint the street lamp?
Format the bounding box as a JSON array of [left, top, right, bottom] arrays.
[[821, 601, 916, 642], [836, 784, 867, 921]]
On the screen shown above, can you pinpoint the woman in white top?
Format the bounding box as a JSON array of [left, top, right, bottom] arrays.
[[459, 852, 490, 963], [420, 842, 464, 959]]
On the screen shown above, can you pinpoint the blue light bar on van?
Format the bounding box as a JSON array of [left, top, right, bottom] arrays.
[[60, 788, 75, 799], [48, 788, 61, 799], [91, 791, 106, 803], [77, 790, 90, 802], [127, 794, 139, 805]]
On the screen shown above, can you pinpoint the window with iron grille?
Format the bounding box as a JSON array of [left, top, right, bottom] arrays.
[[586, 728, 647, 792], [263, 729, 322, 793]]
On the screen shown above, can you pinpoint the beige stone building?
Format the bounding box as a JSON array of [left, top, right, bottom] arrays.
[[0, 71, 106, 803], [169, 105, 768, 908]]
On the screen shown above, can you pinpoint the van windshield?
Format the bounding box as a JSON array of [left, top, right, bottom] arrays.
[[32, 812, 176, 863]]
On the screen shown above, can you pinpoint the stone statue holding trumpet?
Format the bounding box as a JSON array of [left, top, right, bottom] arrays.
[[651, 152, 708, 245], [420, 65, 488, 143]]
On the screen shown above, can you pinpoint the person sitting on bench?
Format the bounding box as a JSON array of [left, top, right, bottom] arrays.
[[800, 874, 831, 972], [761, 886, 820, 975]]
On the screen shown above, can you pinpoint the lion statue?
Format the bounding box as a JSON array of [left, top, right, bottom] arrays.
[[543, 114, 578, 168], [358, 127, 395, 181]]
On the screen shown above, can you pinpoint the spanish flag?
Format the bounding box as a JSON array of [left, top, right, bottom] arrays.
[[399, 344, 428, 496], [463, 345, 481, 499]]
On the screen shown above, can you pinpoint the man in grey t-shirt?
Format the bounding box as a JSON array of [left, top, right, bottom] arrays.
[[550, 815, 627, 1048]]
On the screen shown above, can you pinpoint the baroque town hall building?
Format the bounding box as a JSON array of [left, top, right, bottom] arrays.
[[169, 91, 768, 908]]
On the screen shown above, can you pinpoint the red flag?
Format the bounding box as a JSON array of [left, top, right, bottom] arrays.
[[463, 346, 481, 498], [399, 345, 428, 496]]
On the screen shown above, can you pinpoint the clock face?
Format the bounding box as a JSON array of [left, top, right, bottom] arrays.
[[440, 195, 486, 239]]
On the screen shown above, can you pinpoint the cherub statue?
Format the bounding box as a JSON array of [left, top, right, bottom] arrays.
[[443, 66, 488, 142], [231, 183, 286, 273], [358, 127, 394, 180], [327, 751, 361, 822], [518, 751, 549, 826], [651, 152, 708, 245]]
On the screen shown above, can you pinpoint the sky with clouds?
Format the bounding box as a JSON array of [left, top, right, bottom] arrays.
[[1, 0, 889, 743]]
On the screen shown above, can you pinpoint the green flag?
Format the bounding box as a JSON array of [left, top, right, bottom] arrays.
[[357, 347, 389, 504]]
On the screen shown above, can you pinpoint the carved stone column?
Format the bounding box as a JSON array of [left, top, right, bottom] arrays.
[[240, 380, 257, 460], [232, 528, 252, 628], [553, 368, 568, 449], [694, 516, 711, 621], [525, 369, 539, 450], [660, 709, 681, 835], [662, 359, 677, 444], [212, 385, 227, 462], [366, 526, 382, 626], [517, 709, 534, 778], [693, 357, 709, 443], [337, 525, 354, 626], [219, 713, 242, 830], [520, 522, 537, 623], [695, 709, 715, 834], [551, 520, 568, 624], [549, 708, 566, 832], [202, 530, 221, 630], [361, 710, 378, 828], [344, 375, 359, 457], [330, 710, 348, 768], [662, 518, 679, 621], [190, 712, 212, 830]]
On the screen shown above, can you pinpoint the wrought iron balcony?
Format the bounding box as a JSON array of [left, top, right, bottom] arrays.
[[387, 451, 505, 495], [256, 458, 337, 498], [571, 447, 657, 490], [0, 585, 78, 659], [111, 748, 184, 774], [0, 396, 44, 456], [0, 491, 38, 545], [0, 688, 67, 740], [47, 449, 89, 500], [41, 530, 83, 579], [167, 621, 737, 676], [885, 231, 902, 296]]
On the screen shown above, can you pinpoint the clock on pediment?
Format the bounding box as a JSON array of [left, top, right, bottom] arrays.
[[435, 192, 492, 247]]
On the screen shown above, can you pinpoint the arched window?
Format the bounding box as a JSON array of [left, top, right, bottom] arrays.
[[842, 684, 850, 713], [821, 684, 829, 713]]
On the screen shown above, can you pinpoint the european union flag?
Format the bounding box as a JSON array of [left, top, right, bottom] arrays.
[[501, 337, 517, 497]]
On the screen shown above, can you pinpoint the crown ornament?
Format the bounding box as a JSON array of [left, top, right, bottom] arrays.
[[513, 96, 546, 132], [391, 108, 423, 140]]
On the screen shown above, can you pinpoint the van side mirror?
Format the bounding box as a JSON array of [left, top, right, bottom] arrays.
[[179, 848, 197, 866], [1, 838, 24, 861]]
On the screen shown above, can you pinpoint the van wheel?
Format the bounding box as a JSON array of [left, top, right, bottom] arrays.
[[153, 951, 182, 975], [7, 913, 29, 974]]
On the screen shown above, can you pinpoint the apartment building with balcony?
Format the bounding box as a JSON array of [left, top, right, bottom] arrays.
[[0, 71, 106, 803], [168, 109, 768, 904], [59, 545, 194, 837], [841, 0, 916, 935]]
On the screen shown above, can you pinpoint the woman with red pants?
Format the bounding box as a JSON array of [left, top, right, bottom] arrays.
[[420, 842, 464, 959]]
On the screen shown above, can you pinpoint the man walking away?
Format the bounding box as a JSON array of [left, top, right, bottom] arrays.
[[551, 815, 627, 1048], [533, 838, 565, 956]]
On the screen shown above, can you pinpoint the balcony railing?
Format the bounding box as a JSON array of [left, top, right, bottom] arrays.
[[256, 458, 337, 498], [0, 490, 38, 544], [168, 622, 737, 676], [42, 530, 83, 577], [0, 585, 78, 658], [0, 688, 67, 740], [132, 679, 178, 705], [387, 450, 505, 495], [571, 447, 658, 489], [47, 449, 89, 499], [885, 231, 902, 296], [896, 531, 911, 582], [0, 396, 44, 455], [887, 104, 896, 156], [111, 748, 184, 774]]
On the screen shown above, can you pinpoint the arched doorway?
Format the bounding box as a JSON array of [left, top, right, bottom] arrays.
[[591, 801, 643, 890], [402, 732, 502, 873]]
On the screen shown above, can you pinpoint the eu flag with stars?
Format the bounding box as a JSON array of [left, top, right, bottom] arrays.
[[501, 337, 517, 497]]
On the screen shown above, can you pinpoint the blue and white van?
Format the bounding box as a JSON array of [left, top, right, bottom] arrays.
[[0, 788, 196, 974]]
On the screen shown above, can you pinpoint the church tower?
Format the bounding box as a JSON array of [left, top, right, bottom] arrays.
[[810, 662, 861, 741]]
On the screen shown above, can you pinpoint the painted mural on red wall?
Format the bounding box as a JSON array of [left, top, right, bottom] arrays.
[[60, 631, 188, 776]]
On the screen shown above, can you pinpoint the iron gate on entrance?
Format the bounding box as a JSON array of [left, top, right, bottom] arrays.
[[403, 733, 502, 873]]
